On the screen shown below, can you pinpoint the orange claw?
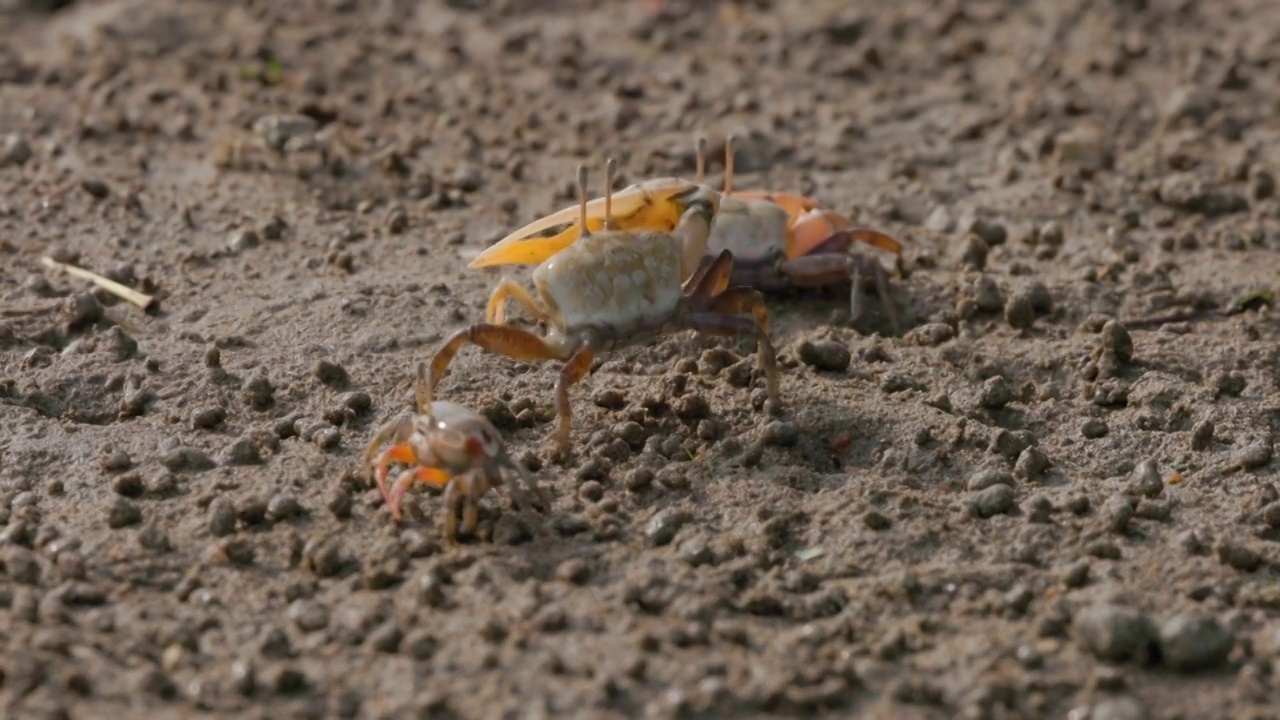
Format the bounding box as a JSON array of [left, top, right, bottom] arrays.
[[789, 208, 902, 260], [468, 178, 694, 268]]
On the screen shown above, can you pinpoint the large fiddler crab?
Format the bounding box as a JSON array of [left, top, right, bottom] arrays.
[[363, 362, 545, 542], [470, 135, 905, 332], [426, 158, 781, 455]]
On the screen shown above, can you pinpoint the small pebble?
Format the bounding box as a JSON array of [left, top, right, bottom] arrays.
[[1074, 603, 1156, 663], [967, 468, 1013, 492], [1217, 539, 1263, 572], [1100, 320, 1133, 363], [797, 340, 851, 373], [1014, 446, 1050, 481], [1004, 291, 1036, 329], [1158, 613, 1234, 672], [267, 494, 303, 522], [1190, 419, 1214, 450], [2, 132, 32, 165], [80, 177, 110, 199], [191, 406, 226, 430], [106, 498, 142, 529], [957, 232, 989, 270], [221, 438, 262, 466], [368, 622, 403, 654], [1081, 418, 1109, 439], [328, 491, 353, 520], [762, 421, 799, 447], [228, 230, 260, 253], [1104, 495, 1135, 533], [208, 498, 237, 537], [555, 558, 591, 585], [645, 508, 689, 547], [971, 484, 1015, 518], [313, 359, 349, 387], [863, 510, 892, 530], [979, 376, 1013, 409], [288, 600, 330, 633], [1128, 460, 1164, 498], [1230, 442, 1272, 471], [972, 275, 1003, 312], [112, 473, 144, 498]]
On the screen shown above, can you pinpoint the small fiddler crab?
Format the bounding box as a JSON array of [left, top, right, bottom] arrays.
[[427, 158, 781, 455], [363, 362, 546, 542], [471, 135, 905, 332]]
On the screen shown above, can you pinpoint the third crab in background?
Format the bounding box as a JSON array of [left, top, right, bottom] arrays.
[[470, 135, 906, 333]]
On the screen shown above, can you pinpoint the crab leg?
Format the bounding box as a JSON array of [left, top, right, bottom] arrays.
[[385, 463, 454, 520], [427, 324, 595, 453], [680, 311, 780, 405], [775, 251, 899, 331], [486, 277, 552, 325]]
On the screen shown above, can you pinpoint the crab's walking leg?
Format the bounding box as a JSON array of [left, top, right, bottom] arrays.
[[427, 324, 589, 452], [386, 464, 452, 519], [681, 311, 780, 406], [686, 249, 735, 298], [441, 477, 462, 543], [485, 278, 552, 325], [705, 286, 772, 336], [427, 324, 572, 391], [459, 475, 482, 537], [371, 443, 416, 512], [555, 346, 596, 452]]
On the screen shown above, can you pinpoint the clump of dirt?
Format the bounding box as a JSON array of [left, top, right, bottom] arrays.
[[2, 0, 1278, 718]]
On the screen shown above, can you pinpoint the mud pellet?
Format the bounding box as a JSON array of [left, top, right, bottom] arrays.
[[863, 510, 892, 530], [312, 359, 348, 387], [1082, 418, 1109, 439], [970, 484, 1014, 518], [624, 467, 654, 491], [267, 494, 303, 522], [106, 498, 142, 529], [762, 420, 799, 447], [112, 473, 144, 498], [1190, 419, 1214, 450], [314, 427, 341, 449], [1014, 446, 1050, 481], [404, 630, 438, 660], [1230, 442, 1272, 471], [328, 491, 353, 519], [227, 230, 260, 254], [99, 448, 132, 473], [1100, 320, 1133, 363], [241, 373, 275, 409], [1074, 603, 1155, 663], [1217, 540, 1263, 572], [340, 391, 372, 415], [1128, 460, 1164, 498], [208, 498, 236, 537], [646, 508, 689, 547], [237, 497, 268, 526], [1159, 614, 1234, 672], [798, 340, 851, 373], [288, 600, 329, 632], [1004, 291, 1035, 329], [222, 438, 262, 466], [136, 524, 171, 553], [979, 376, 1013, 409], [191, 406, 226, 430], [162, 446, 215, 472]]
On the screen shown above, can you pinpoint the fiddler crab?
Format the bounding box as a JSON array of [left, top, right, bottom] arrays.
[[426, 158, 781, 454], [363, 362, 546, 541], [470, 135, 905, 332]]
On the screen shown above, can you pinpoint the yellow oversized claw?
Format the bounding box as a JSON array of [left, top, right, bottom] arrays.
[[468, 177, 694, 268]]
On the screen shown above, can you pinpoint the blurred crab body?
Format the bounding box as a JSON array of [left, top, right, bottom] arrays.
[[363, 363, 544, 541]]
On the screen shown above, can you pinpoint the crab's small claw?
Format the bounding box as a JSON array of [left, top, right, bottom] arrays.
[[468, 178, 697, 268], [789, 208, 901, 260]]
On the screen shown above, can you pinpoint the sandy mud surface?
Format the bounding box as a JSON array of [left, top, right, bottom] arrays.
[[2, 0, 1280, 718]]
